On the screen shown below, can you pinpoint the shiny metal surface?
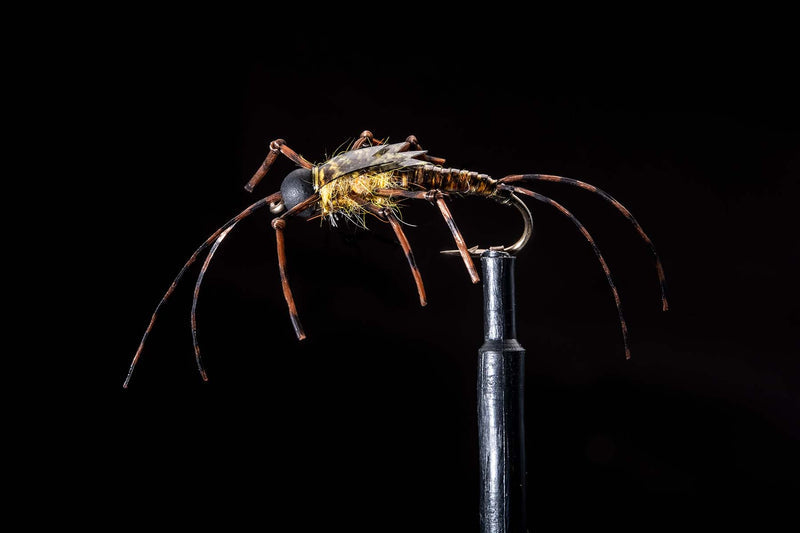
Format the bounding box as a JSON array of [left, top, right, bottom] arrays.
[[478, 251, 527, 533], [441, 193, 533, 257]]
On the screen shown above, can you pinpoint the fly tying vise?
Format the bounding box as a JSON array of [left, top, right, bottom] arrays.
[[123, 130, 668, 388]]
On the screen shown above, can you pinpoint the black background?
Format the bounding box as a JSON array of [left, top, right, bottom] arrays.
[[98, 14, 798, 532]]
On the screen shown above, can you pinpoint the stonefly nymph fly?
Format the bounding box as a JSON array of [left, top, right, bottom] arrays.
[[123, 130, 667, 388]]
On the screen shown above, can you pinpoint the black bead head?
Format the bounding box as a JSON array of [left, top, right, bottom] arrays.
[[280, 168, 316, 218]]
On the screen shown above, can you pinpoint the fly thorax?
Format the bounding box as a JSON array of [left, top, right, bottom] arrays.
[[318, 170, 403, 219]]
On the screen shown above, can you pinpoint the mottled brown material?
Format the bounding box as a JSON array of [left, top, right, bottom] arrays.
[[511, 186, 631, 359], [434, 195, 480, 283], [123, 191, 282, 388], [272, 217, 306, 340], [245, 139, 313, 193], [499, 173, 667, 311], [364, 203, 427, 307], [410, 165, 498, 197]]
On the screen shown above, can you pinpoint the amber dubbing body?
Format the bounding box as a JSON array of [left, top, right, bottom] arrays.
[[309, 141, 504, 225]]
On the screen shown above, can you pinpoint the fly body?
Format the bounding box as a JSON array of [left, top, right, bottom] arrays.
[[124, 130, 667, 388]]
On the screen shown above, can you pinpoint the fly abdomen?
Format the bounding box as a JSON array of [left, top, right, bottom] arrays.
[[407, 164, 499, 198]]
